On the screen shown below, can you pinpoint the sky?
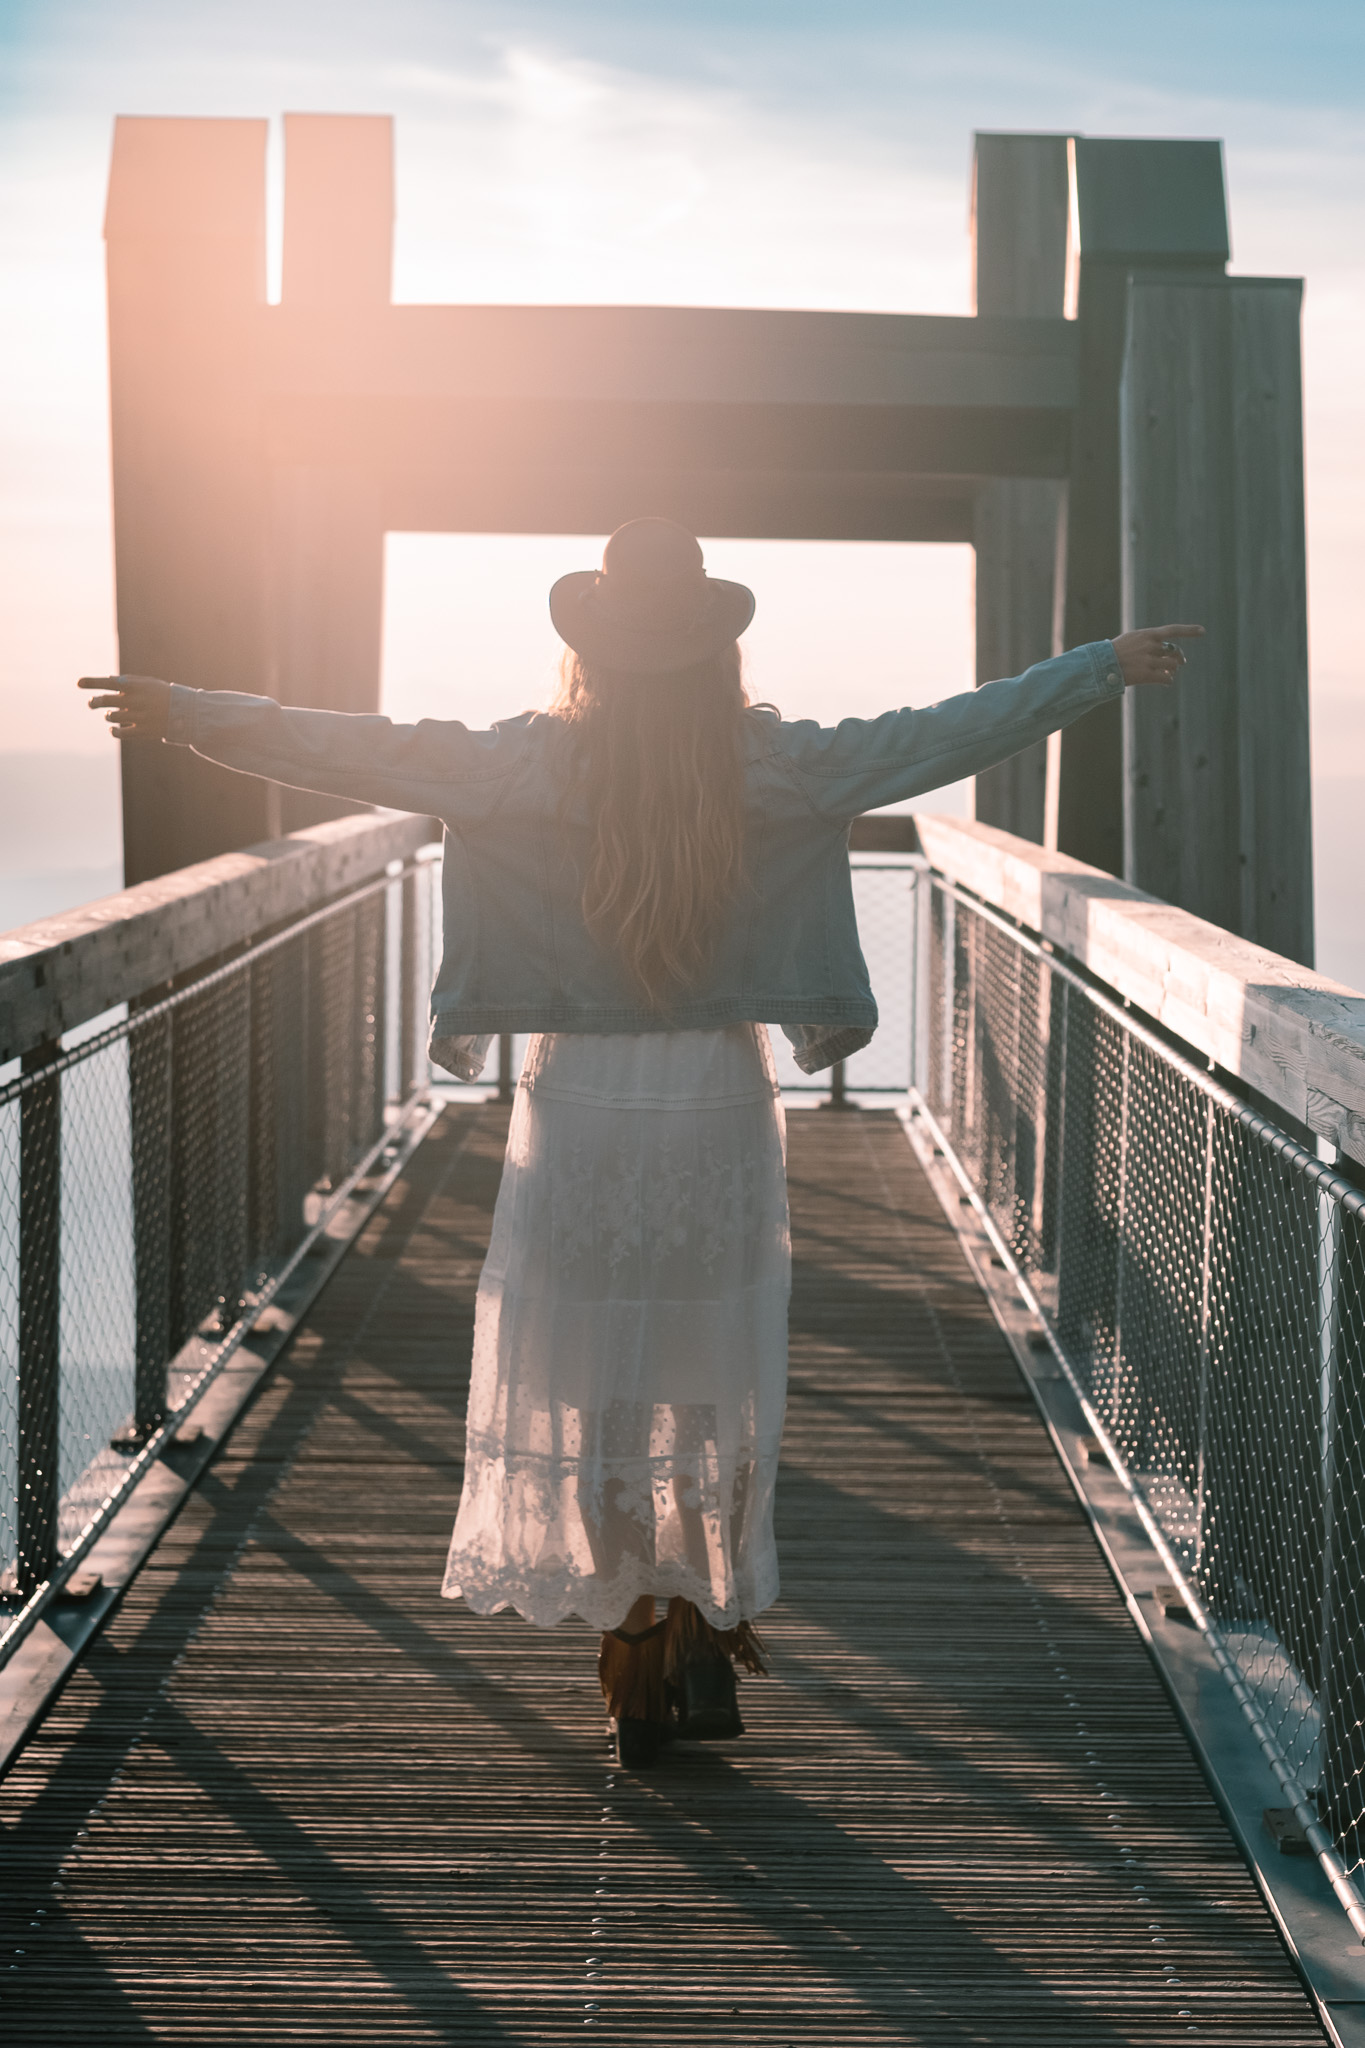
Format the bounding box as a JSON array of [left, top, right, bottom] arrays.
[[0, 0, 1362, 976]]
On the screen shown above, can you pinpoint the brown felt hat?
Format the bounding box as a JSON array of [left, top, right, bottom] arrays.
[[549, 519, 755, 675]]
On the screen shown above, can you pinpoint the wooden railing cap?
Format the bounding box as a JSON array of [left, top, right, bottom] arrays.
[[0, 810, 437, 1065], [913, 813, 1365, 1165]]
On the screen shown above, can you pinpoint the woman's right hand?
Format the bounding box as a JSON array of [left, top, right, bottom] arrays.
[[78, 675, 173, 741], [1112, 625, 1204, 688]]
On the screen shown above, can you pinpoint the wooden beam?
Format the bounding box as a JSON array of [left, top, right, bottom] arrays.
[[265, 303, 1078, 412], [262, 390, 1075, 489], [971, 134, 1070, 844], [380, 468, 978, 545], [915, 814, 1363, 1162]]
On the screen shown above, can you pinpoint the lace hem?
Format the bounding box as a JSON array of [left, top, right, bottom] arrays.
[[442, 1549, 780, 1633]]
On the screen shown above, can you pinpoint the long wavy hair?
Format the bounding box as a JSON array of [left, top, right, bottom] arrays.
[[551, 643, 752, 1009]]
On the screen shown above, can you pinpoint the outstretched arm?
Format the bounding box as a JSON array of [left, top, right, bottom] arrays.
[[778, 626, 1202, 820], [78, 675, 524, 816]]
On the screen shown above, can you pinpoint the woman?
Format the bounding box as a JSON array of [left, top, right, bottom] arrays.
[[81, 518, 1197, 1768]]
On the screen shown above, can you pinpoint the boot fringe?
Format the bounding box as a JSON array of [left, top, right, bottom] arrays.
[[664, 1598, 770, 1680]]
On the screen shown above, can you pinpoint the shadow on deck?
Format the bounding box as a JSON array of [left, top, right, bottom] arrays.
[[0, 1108, 1324, 2043]]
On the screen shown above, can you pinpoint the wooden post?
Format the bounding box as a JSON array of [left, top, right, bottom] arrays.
[[971, 134, 1070, 845], [105, 118, 274, 884], [1120, 276, 1313, 962], [271, 116, 393, 837], [1119, 278, 1240, 933], [1230, 282, 1313, 964], [819, 1058, 852, 1112], [1055, 138, 1230, 877]]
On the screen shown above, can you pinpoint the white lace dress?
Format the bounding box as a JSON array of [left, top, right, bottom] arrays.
[[442, 1024, 790, 1630]]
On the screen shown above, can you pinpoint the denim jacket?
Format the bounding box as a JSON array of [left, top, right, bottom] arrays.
[[166, 639, 1123, 1073]]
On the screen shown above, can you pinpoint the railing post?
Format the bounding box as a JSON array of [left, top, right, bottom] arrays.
[[366, 890, 387, 1141], [497, 1033, 514, 1105], [129, 1007, 173, 1436], [819, 1058, 850, 1111], [17, 1040, 62, 1595], [399, 865, 421, 1101]]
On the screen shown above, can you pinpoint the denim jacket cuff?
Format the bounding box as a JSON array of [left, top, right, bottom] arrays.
[[166, 683, 200, 748], [1089, 641, 1125, 697]]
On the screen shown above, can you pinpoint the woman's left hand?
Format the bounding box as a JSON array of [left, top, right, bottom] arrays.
[[78, 674, 172, 741], [1112, 625, 1204, 688]]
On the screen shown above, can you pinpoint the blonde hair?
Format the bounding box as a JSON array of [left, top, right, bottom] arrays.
[[552, 645, 751, 1009]]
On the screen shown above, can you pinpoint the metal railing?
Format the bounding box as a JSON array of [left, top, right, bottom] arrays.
[[908, 855, 1365, 1932], [0, 821, 442, 1660]]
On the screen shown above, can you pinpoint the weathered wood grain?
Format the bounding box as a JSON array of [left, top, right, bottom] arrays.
[[1119, 275, 1313, 966], [1120, 277, 1240, 931]]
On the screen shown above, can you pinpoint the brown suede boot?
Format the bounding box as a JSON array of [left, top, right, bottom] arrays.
[[663, 1599, 769, 1740], [598, 1619, 669, 1767]]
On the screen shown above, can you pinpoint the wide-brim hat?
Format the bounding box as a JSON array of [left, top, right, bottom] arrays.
[[550, 518, 755, 675]]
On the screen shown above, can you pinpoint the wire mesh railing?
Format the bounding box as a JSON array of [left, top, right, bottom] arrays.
[[908, 857, 1365, 1931], [0, 832, 442, 1658]]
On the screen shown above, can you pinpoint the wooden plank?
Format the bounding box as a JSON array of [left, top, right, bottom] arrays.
[[914, 813, 1365, 1162], [970, 135, 1071, 848], [0, 811, 435, 1063], [0, 1110, 1324, 2040]]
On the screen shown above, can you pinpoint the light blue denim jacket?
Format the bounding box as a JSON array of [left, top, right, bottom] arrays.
[[166, 639, 1123, 1073]]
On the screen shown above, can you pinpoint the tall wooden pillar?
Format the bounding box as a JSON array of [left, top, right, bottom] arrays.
[[107, 119, 274, 883], [970, 134, 1070, 845], [1121, 276, 1312, 962], [1054, 139, 1230, 876], [271, 115, 394, 835]]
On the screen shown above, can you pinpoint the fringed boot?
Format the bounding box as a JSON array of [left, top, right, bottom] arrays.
[[598, 1619, 669, 1767], [664, 1598, 769, 1741]]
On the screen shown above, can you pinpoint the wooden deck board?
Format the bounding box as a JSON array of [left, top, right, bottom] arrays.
[[0, 1106, 1325, 2042]]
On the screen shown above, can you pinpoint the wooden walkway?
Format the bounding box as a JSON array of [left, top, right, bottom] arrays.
[[0, 1107, 1325, 2043]]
